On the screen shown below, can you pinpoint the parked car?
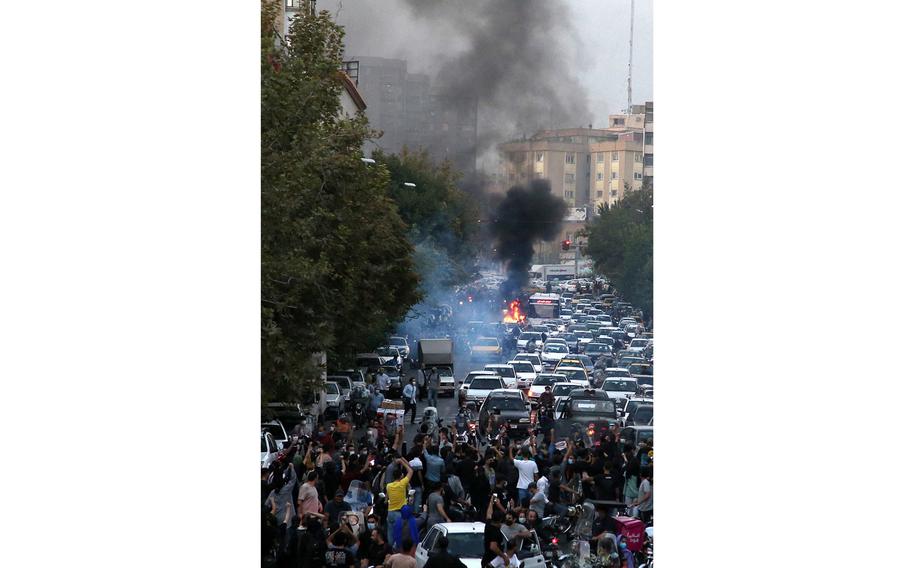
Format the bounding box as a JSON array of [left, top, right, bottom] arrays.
[[323, 382, 344, 418], [261, 430, 280, 470], [478, 389, 532, 435], [470, 337, 502, 361], [512, 352, 543, 374], [517, 332, 543, 352], [463, 375, 506, 406], [326, 375, 353, 402], [415, 522, 486, 568], [507, 359, 538, 389], [261, 419, 289, 450], [484, 364, 518, 389], [527, 373, 567, 404], [540, 342, 570, 369], [388, 335, 410, 360]]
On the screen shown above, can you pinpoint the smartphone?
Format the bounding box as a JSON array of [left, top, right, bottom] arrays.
[[369, 459, 375, 466]]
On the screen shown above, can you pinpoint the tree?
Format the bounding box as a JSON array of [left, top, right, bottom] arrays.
[[374, 148, 481, 289], [583, 182, 653, 317], [261, 2, 420, 404]]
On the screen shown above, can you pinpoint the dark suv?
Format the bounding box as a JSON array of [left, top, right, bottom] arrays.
[[478, 389, 532, 437]]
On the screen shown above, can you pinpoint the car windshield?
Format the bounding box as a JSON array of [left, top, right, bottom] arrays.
[[445, 531, 484, 558], [516, 355, 541, 365], [586, 343, 608, 352], [511, 362, 534, 373], [377, 348, 396, 357], [262, 424, 285, 440], [356, 357, 380, 367], [602, 380, 638, 392], [605, 370, 631, 378], [545, 344, 567, 353], [630, 339, 648, 347], [636, 428, 655, 443], [570, 399, 616, 414], [487, 366, 515, 378], [325, 383, 340, 394], [470, 378, 502, 390], [261, 436, 268, 452], [553, 385, 574, 396], [576, 356, 593, 367], [577, 331, 593, 338], [476, 338, 499, 347], [488, 397, 526, 411], [389, 337, 407, 346], [329, 377, 351, 389], [533, 375, 558, 386], [519, 333, 541, 341], [561, 369, 586, 381], [629, 364, 651, 375], [633, 406, 654, 421]]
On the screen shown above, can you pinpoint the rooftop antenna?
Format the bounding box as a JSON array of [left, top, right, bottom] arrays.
[[627, 0, 634, 115]]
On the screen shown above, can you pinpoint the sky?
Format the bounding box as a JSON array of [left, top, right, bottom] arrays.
[[318, 0, 653, 129]]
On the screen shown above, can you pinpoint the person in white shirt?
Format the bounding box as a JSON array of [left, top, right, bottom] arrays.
[[402, 378, 417, 424], [513, 445, 539, 506], [489, 539, 520, 568], [378, 371, 391, 392]]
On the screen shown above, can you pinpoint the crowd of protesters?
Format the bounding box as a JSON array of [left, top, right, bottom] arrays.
[[262, 406, 654, 567]]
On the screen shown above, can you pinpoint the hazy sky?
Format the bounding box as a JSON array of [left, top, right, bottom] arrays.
[[319, 0, 653, 128]]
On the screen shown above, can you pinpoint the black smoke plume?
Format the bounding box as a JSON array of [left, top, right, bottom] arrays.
[[492, 179, 567, 298]]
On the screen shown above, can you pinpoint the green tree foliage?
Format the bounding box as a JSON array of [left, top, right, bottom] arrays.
[[583, 182, 653, 317], [373, 149, 481, 290], [261, 2, 420, 404]]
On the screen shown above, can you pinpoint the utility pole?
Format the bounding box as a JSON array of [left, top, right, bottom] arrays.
[[627, 0, 634, 115]]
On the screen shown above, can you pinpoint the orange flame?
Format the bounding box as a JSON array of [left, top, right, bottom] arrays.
[[502, 300, 526, 324]]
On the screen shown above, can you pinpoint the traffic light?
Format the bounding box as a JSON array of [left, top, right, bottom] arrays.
[[562, 239, 572, 251]]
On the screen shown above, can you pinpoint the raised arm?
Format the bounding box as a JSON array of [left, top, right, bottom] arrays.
[[398, 457, 413, 483]]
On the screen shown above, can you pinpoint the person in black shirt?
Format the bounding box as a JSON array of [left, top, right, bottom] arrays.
[[424, 535, 468, 568], [482, 509, 508, 567], [325, 531, 355, 567], [357, 528, 392, 568]]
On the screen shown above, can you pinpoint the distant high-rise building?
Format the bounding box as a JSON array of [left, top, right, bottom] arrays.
[[346, 56, 478, 172]]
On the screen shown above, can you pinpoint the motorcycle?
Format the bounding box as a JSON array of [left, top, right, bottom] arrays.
[[455, 403, 479, 447]]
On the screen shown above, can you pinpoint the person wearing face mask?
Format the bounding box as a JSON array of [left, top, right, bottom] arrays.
[[357, 528, 392, 568], [500, 511, 532, 548]]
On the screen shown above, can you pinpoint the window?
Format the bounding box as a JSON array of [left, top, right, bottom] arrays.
[[611, 189, 618, 197], [645, 132, 653, 145], [596, 190, 603, 198], [564, 173, 576, 184], [613, 117, 625, 126], [596, 153, 604, 163], [596, 172, 604, 181], [564, 191, 574, 199], [644, 154, 653, 166], [536, 152, 544, 162], [634, 152, 643, 163], [611, 172, 618, 179], [565, 152, 576, 164], [634, 172, 643, 180], [612, 152, 619, 161]]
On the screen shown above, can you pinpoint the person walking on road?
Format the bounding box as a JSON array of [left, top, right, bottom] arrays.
[[426, 367, 439, 409], [402, 379, 418, 424]]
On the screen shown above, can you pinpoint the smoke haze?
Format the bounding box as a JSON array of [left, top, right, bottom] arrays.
[[328, 0, 595, 158]]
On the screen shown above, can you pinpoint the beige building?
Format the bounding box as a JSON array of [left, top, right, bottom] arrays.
[[496, 125, 645, 210]]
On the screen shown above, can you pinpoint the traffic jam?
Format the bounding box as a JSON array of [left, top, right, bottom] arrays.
[[262, 275, 654, 568]]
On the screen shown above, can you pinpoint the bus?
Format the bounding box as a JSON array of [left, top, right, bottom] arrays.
[[528, 293, 561, 321]]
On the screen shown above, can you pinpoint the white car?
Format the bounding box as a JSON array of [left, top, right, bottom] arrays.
[[507, 360, 537, 389], [261, 431, 280, 470], [458, 371, 499, 405], [323, 382, 345, 416], [463, 375, 506, 405], [627, 338, 652, 353], [513, 353, 543, 374], [551, 364, 589, 387], [527, 372, 567, 403], [416, 522, 547, 568], [416, 523, 486, 568], [517, 331, 543, 352], [484, 364, 518, 389], [600, 378, 640, 402], [388, 336, 410, 360], [576, 330, 594, 345], [261, 420, 289, 450], [600, 367, 632, 379], [541, 342, 570, 368], [551, 381, 579, 405], [326, 375, 353, 402]]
